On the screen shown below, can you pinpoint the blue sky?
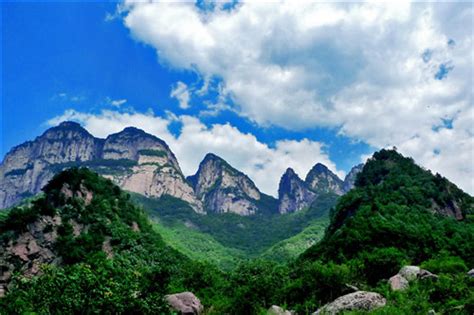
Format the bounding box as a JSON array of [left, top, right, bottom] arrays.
[[1, 2, 472, 195]]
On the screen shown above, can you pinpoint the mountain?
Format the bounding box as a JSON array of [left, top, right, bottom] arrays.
[[342, 163, 364, 192], [301, 149, 474, 275], [187, 153, 264, 215], [305, 163, 345, 195], [0, 168, 186, 311], [0, 122, 202, 212], [0, 122, 102, 208], [278, 168, 316, 214]]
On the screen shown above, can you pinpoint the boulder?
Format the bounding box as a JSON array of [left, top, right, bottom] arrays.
[[389, 274, 409, 291], [268, 305, 296, 315], [313, 291, 386, 314], [398, 266, 421, 281], [468, 269, 474, 278], [165, 292, 203, 315]]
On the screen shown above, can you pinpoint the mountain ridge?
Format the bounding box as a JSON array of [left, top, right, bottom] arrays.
[[1, 121, 359, 215]]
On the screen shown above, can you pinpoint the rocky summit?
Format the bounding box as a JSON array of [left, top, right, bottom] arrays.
[[305, 163, 345, 195], [188, 153, 269, 215], [277, 163, 362, 214], [0, 122, 201, 212], [278, 168, 316, 214]]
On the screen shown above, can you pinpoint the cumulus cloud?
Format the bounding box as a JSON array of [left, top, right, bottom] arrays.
[[120, 1, 473, 194], [170, 81, 191, 109], [47, 109, 342, 196]]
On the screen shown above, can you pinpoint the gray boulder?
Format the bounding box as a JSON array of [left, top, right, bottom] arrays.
[[398, 266, 421, 281], [388, 274, 409, 291], [467, 269, 474, 278], [165, 292, 203, 315], [268, 305, 296, 315], [313, 291, 386, 314]]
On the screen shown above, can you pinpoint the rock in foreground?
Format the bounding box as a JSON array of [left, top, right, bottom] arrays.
[[313, 291, 386, 314], [268, 305, 296, 315], [165, 292, 203, 315]]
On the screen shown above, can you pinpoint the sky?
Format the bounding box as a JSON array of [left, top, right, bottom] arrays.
[[1, 1, 473, 196]]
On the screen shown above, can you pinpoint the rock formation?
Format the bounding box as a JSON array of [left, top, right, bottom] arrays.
[[0, 122, 202, 212], [278, 168, 316, 214], [165, 292, 204, 315], [188, 153, 263, 215], [305, 163, 344, 195], [342, 163, 364, 192]]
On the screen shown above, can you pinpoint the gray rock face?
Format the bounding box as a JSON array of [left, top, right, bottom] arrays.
[[313, 291, 386, 314], [165, 292, 203, 315], [343, 163, 364, 192], [102, 128, 202, 212], [0, 122, 202, 212], [305, 163, 344, 195], [278, 168, 316, 214], [0, 122, 103, 208], [188, 153, 261, 215], [0, 214, 63, 296]]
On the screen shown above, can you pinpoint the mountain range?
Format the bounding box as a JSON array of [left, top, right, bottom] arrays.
[[1, 147, 472, 314], [0, 121, 362, 214]]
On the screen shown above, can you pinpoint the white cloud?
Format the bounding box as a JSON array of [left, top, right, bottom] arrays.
[[120, 1, 473, 194], [110, 99, 127, 107], [170, 81, 191, 109], [47, 109, 343, 196]]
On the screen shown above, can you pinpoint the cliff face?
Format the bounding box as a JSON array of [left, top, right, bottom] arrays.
[[0, 122, 103, 208], [188, 153, 262, 215], [342, 163, 364, 192], [278, 168, 316, 214], [305, 163, 345, 196], [101, 128, 202, 212], [0, 122, 202, 212]]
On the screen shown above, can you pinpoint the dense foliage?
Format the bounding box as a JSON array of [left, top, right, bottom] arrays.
[[134, 192, 337, 266], [0, 168, 185, 314]]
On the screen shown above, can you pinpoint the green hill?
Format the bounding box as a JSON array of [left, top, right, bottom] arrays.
[[0, 168, 191, 314], [133, 192, 338, 266]]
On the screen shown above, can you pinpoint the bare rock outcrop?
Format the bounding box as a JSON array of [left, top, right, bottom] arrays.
[[0, 122, 202, 212], [278, 168, 316, 214], [305, 163, 344, 196], [188, 153, 266, 215]]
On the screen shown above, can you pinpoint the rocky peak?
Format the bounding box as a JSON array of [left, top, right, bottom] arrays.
[[305, 163, 344, 195], [0, 122, 201, 212], [343, 163, 364, 192], [278, 168, 316, 214], [103, 127, 176, 164], [188, 153, 261, 215]]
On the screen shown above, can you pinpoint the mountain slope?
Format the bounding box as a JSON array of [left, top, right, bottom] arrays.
[[0, 167, 187, 313], [342, 163, 364, 192], [301, 149, 474, 277], [133, 192, 339, 263], [188, 153, 276, 215], [278, 168, 316, 214], [305, 163, 345, 195], [0, 122, 201, 212]]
